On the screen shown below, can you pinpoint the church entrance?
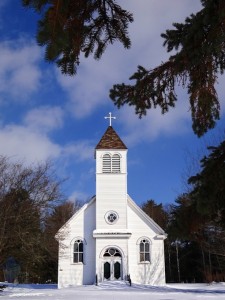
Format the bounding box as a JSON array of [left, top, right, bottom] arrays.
[[102, 248, 122, 280]]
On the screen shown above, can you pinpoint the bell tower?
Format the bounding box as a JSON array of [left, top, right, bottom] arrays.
[[95, 113, 128, 230]]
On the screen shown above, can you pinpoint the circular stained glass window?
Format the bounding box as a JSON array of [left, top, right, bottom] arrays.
[[105, 211, 119, 224]]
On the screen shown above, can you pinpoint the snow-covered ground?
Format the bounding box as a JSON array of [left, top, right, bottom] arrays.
[[1, 281, 225, 299]]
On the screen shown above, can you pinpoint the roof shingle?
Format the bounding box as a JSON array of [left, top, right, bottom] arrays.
[[95, 126, 127, 150]]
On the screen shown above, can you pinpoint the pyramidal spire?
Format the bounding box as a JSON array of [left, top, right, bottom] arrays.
[[95, 126, 127, 150]]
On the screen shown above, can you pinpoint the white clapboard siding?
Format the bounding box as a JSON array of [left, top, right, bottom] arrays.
[[96, 166, 127, 229], [57, 200, 96, 288], [127, 197, 166, 285]]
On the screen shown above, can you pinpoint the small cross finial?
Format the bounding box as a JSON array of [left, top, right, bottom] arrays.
[[104, 112, 116, 126]]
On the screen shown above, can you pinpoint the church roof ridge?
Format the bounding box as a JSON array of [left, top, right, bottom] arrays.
[[127, 195, 167, 236], [55, 196, 96, 238], [95, 126, 127, 150]]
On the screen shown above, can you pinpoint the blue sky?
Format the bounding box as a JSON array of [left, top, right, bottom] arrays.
[[0, 0, 224, 207]]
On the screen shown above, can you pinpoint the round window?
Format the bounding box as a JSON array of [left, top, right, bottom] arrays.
[[105, 211, 119, 224]]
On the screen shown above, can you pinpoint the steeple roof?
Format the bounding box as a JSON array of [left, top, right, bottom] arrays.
[[95, 126, 127, 150]]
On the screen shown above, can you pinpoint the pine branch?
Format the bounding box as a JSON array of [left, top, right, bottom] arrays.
[[110, 0, 225, 136], [22, 0, 133, 75]]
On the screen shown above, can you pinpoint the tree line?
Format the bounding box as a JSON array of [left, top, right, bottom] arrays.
[[1, 135, 224, 283], [143, 137, 225, 283], [0, 156, 81, 283]]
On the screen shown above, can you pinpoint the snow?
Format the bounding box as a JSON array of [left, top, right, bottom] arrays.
[[1, 281, 225, 299]]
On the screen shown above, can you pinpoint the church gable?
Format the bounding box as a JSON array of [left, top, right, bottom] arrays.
[[56, 196, 96, 238], [127, 196, 166, 238]]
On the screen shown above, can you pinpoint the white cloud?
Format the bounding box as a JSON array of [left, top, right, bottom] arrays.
[[56, 53, 121, 118], [0, 39, 42, 102], [56, 0, 203, 133], [0, 124, 61, 162], [123, 1, 203, 66], [0, 105, 94, 165], [118, 88, 191, 146], [0, 123, 94, 165], [24, 106, 64, 133], [62, 141, 94, 162], [0, 1, 209, 168]]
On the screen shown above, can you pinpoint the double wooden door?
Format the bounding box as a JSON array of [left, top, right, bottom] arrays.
[[103, 258, 121, 280]]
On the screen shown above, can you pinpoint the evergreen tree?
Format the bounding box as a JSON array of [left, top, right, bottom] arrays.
[[142, 199, 168, 230], [22, 0, 133, 75], [23, 0, 225, 136], [188, 139, 225, 224], [110, 0, 225, 137], [168, 192, 225, 282]]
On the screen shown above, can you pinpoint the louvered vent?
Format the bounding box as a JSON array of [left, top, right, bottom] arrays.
[[112, 154, 120, 173], [102, 154, 111, 173]]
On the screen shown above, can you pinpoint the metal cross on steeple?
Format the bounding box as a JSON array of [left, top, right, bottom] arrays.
[[104, 112, 116, 126]]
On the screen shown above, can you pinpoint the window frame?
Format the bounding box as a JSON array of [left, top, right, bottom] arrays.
[[137, 237, 151, 264], [105, 210, 119, 225], [71, 237, 86, 264], [102, 153, 121, 174]]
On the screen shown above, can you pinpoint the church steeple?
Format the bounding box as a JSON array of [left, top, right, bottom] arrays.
[[95, 114, 128, 230], [95, 126, 127, 150]]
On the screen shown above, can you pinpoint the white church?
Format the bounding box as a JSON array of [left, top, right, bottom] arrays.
[[56, 113, 167, 288]]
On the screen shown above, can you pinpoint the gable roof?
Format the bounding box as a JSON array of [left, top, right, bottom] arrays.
[[127, 195, 167, 237], [95, 126, 127, 150], [56, 194, 166, 240], [55, 196, 96, 238]]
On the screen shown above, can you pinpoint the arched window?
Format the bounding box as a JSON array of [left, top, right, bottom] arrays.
[[139, 239, 150, 262], [102, 154, 111, 173], [112, 154, 120, 173], [102, 153, 121, 173], [73, 239, 83, 263], [103, 248, 121, 257]]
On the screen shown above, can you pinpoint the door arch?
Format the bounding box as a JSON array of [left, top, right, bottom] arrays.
[[102, 248, 122, 280]]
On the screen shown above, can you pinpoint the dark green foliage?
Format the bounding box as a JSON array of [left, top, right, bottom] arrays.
[[22, 0, 133, 75], [168, 194, 210, 241], [167, 189, 225, 282], [110, 0, 225, 136], [188, 139, 225, 223], [165, 241, 204, 283], [22, 1, 225, 136], [142, 199, 168, 230]]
